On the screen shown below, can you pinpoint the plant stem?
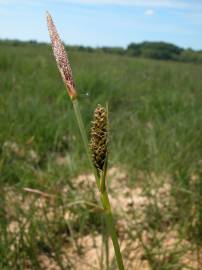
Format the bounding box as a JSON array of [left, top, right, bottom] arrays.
[[72, 99, 100, 188], [72, 98, 125, 270], [105, 228, 109, 270], [100, 190, 125, 270]]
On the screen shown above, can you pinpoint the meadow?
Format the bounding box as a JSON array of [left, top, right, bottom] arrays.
[[0, 42, 202, 269]]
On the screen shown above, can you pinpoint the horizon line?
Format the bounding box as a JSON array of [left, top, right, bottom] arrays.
[[0, 37, 201, 52]]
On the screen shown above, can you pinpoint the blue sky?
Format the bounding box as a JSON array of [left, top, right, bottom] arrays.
[[0, 0, 202, 50]]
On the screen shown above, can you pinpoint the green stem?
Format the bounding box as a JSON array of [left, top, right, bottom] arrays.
[[105, 228, 109, 270], [72, 98, 125, 270], [72, 99, 100, 189], [100, 190, 125, 270]]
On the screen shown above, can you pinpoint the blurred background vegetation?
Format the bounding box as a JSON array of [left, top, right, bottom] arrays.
[[0, 40, 202, 269], [1, 38, 202, 63]]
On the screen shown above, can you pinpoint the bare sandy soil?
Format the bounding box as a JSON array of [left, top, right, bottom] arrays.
[[4, 167, 202, 269]]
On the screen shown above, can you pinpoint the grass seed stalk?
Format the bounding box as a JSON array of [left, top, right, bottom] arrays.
[[46, 12, 125, 270]]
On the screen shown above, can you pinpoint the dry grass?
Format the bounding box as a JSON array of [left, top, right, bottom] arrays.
[[2, 166, 201, 269]]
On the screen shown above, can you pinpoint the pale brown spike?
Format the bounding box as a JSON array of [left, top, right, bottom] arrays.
[[46, 12, 77, 99]]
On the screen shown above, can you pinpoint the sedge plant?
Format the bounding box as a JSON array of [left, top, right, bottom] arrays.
[[46, 12, 125, 270]]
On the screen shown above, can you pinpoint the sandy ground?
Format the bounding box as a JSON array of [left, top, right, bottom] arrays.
[[4, 166, 202, 270]]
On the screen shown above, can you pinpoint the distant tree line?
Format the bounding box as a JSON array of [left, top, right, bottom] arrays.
[[127, 42, 202, 63], [1, 39, 202, 63]]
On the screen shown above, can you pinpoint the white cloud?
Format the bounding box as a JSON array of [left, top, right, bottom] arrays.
[[145, 9, 155, 16]]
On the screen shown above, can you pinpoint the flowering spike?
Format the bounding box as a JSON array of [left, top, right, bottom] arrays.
[[46, 11, 77, 99], [90, 105, 108, 172]]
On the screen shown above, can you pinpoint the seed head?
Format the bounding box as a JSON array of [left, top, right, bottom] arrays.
[[46, 12, 77, 99], [90, 105, 108, 172]]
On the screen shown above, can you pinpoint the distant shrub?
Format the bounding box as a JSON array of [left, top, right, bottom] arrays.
[[179, 49, 202, 63], [127, 41, 183, 60], [101, 46, 125, 55]]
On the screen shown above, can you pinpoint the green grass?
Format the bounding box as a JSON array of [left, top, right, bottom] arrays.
[[0, 42, 202, 269]]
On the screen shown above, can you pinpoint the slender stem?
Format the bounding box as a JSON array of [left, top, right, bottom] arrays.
[[100, 190, 125, 270], [72, 98, 125, 270], [105, 228, 109, 270], [72, 99, 100, 189]]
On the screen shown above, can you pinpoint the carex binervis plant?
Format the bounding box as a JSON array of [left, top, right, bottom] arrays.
[[46, 12, 125, 270]]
